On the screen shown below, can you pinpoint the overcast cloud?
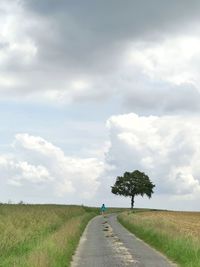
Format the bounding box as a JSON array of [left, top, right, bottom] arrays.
[[1, 0, 200, 111], [1, 1, 200, 210]]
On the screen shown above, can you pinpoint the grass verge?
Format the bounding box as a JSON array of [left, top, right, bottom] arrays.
[[0, 204, 98, 267], [118, 211, 200, 267]]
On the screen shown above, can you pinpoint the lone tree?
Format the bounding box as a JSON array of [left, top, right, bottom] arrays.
[[111, 170, 155, 209]]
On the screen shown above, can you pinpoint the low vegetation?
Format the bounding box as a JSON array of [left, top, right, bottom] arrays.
[[0, 204, 98, 267], [118, 210, 200, 267]]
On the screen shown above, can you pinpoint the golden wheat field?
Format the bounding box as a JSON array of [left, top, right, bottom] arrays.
[[119, 210, 200, 267], [133, 211, 200, 240]]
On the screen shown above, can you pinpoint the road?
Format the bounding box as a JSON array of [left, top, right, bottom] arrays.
[[71, 214, 177, 267]]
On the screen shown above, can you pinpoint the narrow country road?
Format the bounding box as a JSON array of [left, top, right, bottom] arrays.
[[71, 214, 177, 267]]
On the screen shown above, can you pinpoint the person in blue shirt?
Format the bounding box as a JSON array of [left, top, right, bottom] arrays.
[[100, 204, 106, 216]]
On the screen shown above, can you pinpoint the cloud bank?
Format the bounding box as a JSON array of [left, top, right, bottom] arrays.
[[0, 134, 104, 203], [1, 114, 200, 210], [106, 113, 200, 201]]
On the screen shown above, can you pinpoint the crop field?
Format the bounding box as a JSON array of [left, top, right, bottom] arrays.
[[118, 210, 200, 267], [0, 204, 98, 267]]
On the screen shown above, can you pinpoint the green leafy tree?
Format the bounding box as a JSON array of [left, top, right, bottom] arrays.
[[111, 170, 155, 209]]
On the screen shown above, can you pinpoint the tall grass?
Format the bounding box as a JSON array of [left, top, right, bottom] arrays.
[[0, 204, 98, 266], [118, 211, 200, 267]]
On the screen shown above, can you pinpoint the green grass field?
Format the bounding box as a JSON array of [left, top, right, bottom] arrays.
[[0, 204, 98, 267], [118, 210, 200, 267], [4, 204, 198, 267]]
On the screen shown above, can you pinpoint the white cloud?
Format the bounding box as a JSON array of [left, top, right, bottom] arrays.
[[0, 0, 37, 67], [0, 155, 51, 187], [0, 134, 104, 201], [106, 113, 200, 200], [17, 161, 51, 182], [15, 133, 64, 158], [126, 35, 200, 87]]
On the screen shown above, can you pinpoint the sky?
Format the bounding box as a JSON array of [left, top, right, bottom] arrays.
[[1, 0, 200, 210]]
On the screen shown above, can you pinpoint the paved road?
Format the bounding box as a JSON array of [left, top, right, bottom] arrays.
[[71, 214, 177, 267]]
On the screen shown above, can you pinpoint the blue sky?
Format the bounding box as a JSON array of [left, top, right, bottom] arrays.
[[1, 0, 200, 210]]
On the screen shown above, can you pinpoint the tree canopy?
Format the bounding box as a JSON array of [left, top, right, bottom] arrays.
[[111, 170, 155, 209]]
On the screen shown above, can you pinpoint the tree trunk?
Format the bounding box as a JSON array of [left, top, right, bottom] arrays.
[[131, 195, 135, 209]]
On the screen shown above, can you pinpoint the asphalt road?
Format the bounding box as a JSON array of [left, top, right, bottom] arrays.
[[71, 214, 177, 267]]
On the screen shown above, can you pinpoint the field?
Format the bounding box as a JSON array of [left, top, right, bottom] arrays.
[[118, 210, 200, 267], [0, 204, 98, 267]]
